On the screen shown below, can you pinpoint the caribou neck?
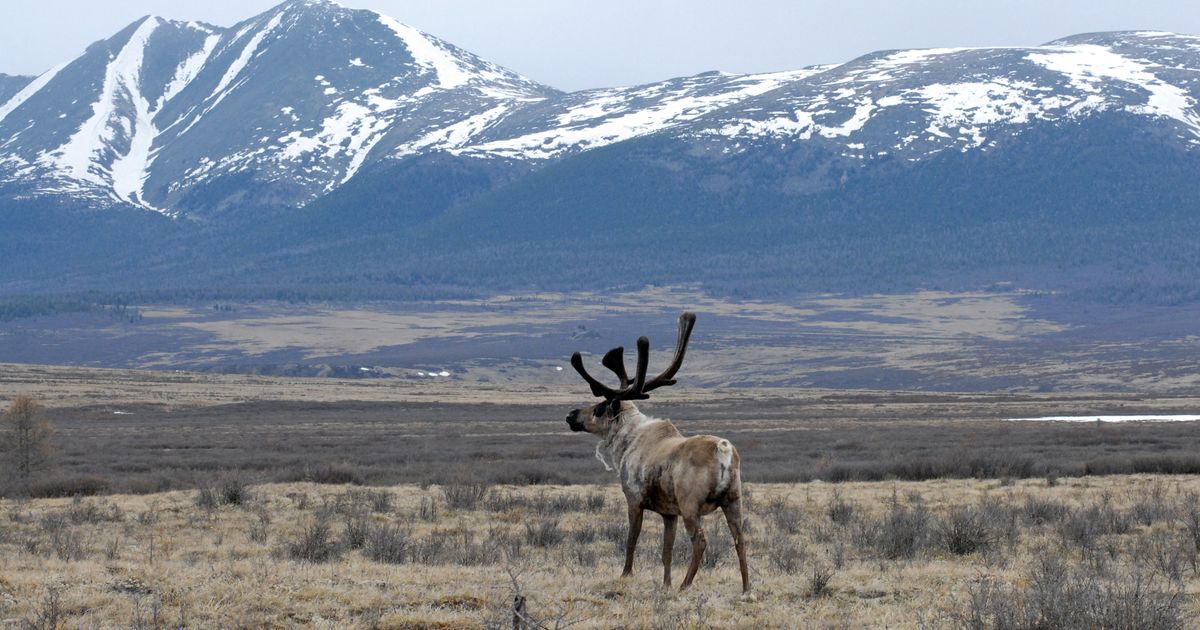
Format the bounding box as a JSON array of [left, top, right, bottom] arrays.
[[599, 404, 680, 481]]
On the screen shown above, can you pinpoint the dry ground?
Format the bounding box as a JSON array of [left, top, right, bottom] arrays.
[[2, 476, 1199, 629]]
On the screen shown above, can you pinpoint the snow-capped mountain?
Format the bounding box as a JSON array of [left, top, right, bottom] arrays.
[[2, 0, 1199, 220], [0, 0, 554, 216], [3, 0, 1200, 299], [684, 32, 1200, 164]]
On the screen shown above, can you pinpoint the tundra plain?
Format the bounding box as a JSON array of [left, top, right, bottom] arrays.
[[2, 365, 1200, 627]]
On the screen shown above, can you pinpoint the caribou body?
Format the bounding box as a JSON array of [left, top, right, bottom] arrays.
[[565, 313, 751, 595]]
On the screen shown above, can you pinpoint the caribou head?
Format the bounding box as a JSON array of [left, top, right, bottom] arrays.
[[564, 312, 752, 597], [565, 312, 695, 434]]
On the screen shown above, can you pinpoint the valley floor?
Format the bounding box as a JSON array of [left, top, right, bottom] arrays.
[[2, 476, 1199, 629]]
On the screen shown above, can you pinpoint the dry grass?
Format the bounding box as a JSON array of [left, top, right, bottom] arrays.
[[1, 476, 1199, 628]]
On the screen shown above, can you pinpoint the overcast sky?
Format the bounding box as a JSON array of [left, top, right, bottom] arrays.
[[3, 0, 1200, 91]]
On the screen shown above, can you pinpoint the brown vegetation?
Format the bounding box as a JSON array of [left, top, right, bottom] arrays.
[[1, 477, 1198, 627], [0, 394, 54, 495], [5, 393, 1200, 498]]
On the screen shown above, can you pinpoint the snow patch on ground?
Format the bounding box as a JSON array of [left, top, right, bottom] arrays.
[[1005, 415, 1200, 423]]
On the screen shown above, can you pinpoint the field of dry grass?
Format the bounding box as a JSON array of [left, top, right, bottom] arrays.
[[2, 475, 1199, 628]]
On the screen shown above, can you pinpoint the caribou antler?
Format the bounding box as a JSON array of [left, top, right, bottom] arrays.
[[601, 346, 631, 388], [570, 312, 696, 400], [641, 311, 696, 394]]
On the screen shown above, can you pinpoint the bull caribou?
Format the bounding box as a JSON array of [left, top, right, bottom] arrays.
[[565, 312, 751, 596]]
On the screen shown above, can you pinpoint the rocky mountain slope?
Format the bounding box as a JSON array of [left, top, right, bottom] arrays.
[[2, 1, 1199, 299]]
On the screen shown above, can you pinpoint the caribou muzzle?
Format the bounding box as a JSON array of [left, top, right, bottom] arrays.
[[565, 408, 584, 431]]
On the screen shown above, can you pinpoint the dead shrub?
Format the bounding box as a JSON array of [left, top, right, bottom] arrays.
[[768, 538, 807, 575], [28, 474, 109, 499], [22, 586, 65, 630], [572, 545, 598, 567], [366, 490, 393, 513], [195, 473, 251, 509], [865, 502, 931, 560], [286, 518, 342, 563], [937, 506, 994, 556], [700, 522, 731, 569], [31, 512, 87, 561], [1131, 483, 1174, 527], [418, 496, 439, 521], [67, 497, 123, 524], [364, 524, 412, 564], [342, 509, 370, 550], [571, 523, 598, 545], [410, 528, 494, 565], [956, 553, 1184, 630], [584, 492, 606, 512], [764, 497, 803, 534], [442, 482, 490, 511], [248, 508, 271, 544], [1020, 496, 1068, 526], [523, 518, 565, 548], [1178, 492, 1200, 554], [486, 526, 524, 562], [1058, 501, 1132, 550], [305, 462, 364, 485], [827, 491, 857, 526], [807, 562, 834, 597]]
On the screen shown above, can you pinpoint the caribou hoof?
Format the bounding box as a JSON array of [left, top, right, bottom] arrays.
[[740, 592, 758, 603]]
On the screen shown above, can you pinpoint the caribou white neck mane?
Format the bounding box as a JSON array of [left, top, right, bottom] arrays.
[[594, 404, 655, 474]]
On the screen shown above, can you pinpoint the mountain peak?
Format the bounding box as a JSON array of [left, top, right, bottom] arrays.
[[272, 0, 347, 16], [1043, 30, 1199, 46]]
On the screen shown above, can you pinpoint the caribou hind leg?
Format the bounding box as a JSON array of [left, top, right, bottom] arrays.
[[678, 513, 707, 590], [722, 499, 752, 596], [623, 503, 644, 577], [662, 514, 677, 587]]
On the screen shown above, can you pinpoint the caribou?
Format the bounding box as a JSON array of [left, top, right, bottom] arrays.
[[564, 312, 752, 596]]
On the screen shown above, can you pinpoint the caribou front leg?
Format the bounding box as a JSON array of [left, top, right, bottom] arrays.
[[662, 514, 677, 587], [623, 502, 643, 577]]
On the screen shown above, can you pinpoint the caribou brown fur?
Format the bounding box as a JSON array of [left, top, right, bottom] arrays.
[[565, 313, 751, 595]]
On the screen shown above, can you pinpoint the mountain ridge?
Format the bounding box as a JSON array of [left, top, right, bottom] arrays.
[[1, 2, 1200, 300]]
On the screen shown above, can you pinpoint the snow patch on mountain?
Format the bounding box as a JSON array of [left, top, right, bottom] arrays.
[[159, 31, 220, 113], [278, 98, 406, 187], [841, 47, 973, 84], [0, 62, 68, 127], [392, 103, 511, 158], [706, 40, 1200, 161], [375, 14, 470, 94], [456, 69, 825, 160], [183, 10, 286, 135], [1028, 44, 1200, 135], [38, 18, 163, 208]]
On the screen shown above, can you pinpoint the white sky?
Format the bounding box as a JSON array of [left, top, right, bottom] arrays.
[[2, 0, 1199, 91]]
